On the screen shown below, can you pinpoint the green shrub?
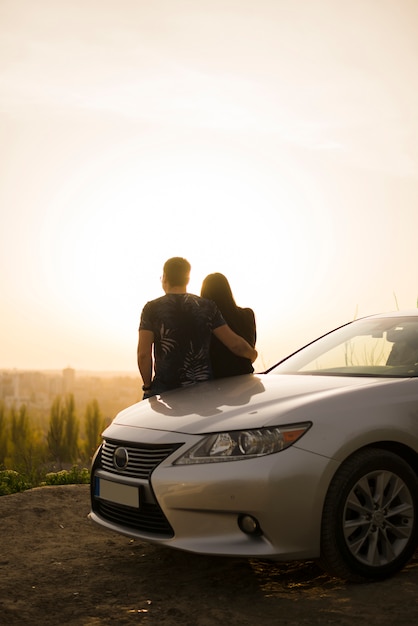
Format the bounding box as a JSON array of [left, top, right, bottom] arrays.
[[0, 470, 31, 495], [43, 465, 90, 486]]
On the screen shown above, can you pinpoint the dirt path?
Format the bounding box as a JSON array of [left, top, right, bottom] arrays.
[[1, 485, 417, 625]]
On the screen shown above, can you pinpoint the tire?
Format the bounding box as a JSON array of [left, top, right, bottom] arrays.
[[320, 448, 418, 582]]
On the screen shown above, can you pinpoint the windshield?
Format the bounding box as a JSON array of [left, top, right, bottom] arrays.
[[269, 316, 418, 378]]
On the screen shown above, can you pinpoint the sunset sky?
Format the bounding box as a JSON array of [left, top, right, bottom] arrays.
[[1, 0, 417, 373]]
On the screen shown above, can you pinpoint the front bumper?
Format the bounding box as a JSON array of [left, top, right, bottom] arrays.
[[90, 435, 337, 560]]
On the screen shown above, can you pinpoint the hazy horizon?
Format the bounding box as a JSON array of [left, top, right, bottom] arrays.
[[1, 0, 417, 372], [0, 367, 139, 376]]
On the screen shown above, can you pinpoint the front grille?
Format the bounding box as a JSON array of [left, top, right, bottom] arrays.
[[95, 499, 174, 536], [94, 439, 183, 537], [101, 439, 182, 479]]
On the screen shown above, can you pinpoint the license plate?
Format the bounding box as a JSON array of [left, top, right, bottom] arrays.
[[96, 478, 139, 508]]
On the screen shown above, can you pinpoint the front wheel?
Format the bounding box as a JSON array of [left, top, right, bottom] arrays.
[[320, 448, 418, 582]]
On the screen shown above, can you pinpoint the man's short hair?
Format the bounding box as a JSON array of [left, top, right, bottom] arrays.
[[163, 257, 191, 287]]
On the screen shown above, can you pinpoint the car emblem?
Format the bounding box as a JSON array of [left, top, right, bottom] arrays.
[[113, 447, 129, 470]]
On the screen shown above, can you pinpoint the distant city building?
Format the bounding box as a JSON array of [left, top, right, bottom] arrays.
[[0, 368, 140, 420], [63, 367, 76, 394]]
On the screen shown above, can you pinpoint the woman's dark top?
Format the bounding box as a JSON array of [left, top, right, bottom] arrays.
[[209, 305, 256, 378]]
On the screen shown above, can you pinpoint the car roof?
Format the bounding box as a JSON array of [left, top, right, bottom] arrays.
[[365, 309, 418, 320]]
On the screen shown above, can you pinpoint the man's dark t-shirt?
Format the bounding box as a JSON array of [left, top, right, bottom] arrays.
[[139, 293, 226, 388]]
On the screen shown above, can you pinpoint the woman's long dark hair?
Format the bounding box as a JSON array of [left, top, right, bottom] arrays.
[[201, 273, 255, 377], [200, 273, 237, 321]]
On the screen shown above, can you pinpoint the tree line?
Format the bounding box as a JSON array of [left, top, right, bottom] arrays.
[[0, 394, 107, 487]]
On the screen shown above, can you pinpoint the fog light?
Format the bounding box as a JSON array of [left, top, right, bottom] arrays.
[[238, 514, 262, 536]]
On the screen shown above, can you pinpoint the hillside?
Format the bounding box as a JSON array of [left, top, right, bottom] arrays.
[[1, 485, 417, 625]]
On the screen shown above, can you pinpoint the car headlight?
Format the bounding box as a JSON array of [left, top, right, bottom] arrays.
[[174, 422, 312, 464]]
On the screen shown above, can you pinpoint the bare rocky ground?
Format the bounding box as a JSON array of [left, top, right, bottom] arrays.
[[1, 484, 418, 626]]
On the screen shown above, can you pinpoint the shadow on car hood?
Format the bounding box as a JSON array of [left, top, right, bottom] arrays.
[[108, 373, 389, 434]]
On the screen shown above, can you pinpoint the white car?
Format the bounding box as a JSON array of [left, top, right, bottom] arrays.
[[89, 310, 418, 582]]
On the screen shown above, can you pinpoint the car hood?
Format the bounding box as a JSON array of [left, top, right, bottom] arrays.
[[106, 373, 397, 436]]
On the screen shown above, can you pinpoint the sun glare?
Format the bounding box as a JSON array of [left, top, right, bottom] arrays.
[[27, 133, 337, 371], [37, 142, 332, 339]]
